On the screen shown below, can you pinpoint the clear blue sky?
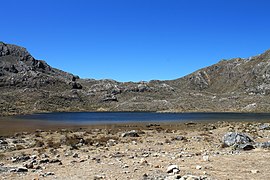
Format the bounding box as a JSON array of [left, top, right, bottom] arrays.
[[2, 0, 270, 82]]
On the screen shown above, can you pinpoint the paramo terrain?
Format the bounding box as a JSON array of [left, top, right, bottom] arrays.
[[1, 42, 270, 115]]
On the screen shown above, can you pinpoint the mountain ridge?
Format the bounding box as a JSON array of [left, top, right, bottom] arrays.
[[1, 42, 270, 115]]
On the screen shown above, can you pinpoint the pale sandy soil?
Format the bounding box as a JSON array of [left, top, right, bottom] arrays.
[[1, 121, 270, 180]]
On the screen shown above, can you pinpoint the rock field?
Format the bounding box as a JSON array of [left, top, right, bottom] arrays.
[[1, 121, 270, 179]]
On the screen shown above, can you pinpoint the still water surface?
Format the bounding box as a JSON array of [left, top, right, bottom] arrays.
[[13, 112, 270, 125], [1, 112, 270, 135]]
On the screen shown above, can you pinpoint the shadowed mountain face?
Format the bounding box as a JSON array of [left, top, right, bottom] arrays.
[[1, 42, 270, 115]]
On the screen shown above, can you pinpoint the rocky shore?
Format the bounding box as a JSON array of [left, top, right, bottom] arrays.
[[1, 121, 270, 179]]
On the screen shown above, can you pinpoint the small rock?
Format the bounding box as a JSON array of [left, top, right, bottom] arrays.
[[0, 166, 15, 173], [196, 165, 202, 170], [41, 154, 49, 159], [255, 142, 270, 149], [11, 155, 30, 163], [202, 155, 209, 162], [140, 158, 148, 166], [24, 162, 34, 169], [237, 143, 255, 151], [123, 164, 129, 168], [165, 174, 182, 180], [172, 136, 186, 141], [16, 167, 28, 172], [180, 175, 200, 180], [49, 159, 62, 164], [251, 170, 259, 174], [107, 139, 117, 146], [42, 172, 55, 177], [73, 153, 79, 158], [167, 165, 180, 174], [30, 155, 37, 159], [259, 124, 270, 130], [0, 140, 8, 145], [39, 158, 50, 164], [121, 130, 139, 137], [94, 174, 106, 179]]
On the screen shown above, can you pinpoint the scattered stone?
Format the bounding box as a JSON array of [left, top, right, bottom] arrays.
[[196, 165, 202, 170], [0, 140, 8, 145], [146, 124, 160, 128], [41, 172, 55, 177], [179, 175, 200, 180], [16, 167, 28, 173], [40, 154, 49, 159], [172, 136, 186, 141], [251, 169, 259, 174], [255, 142, 270, 149], [0, 166, 15, 173], [30, 155, 37, 159], [140, 158, 148, 166], [222, 132, 253, 147], [202, 155, 209, 162], [39, 158, 50, 164], [237, 143, 255, 151], [107, 139, 117, 146], [167, 165, 180, 174], [49, 159, 62, 164], [94, 174, 106, 179], [258, 124, 270, 130], [165, 174, 182, 180], [73, 153, 79, 158], [11, 155, 30, 163], [121, 130, 139, 137], [24, 162, 34, 169]]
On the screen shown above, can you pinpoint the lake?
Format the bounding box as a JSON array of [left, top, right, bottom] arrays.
[[12, 112, 270, 124], [1, 112, 270, 135]]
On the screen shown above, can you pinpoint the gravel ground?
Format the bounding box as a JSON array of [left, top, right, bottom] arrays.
[[1, 121, 270, 180]]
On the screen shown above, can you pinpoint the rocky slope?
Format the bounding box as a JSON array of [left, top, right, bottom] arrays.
[[1, 42, 270, 115]]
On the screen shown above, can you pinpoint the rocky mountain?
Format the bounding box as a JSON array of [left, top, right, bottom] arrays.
[[1, 42, 270, 115]]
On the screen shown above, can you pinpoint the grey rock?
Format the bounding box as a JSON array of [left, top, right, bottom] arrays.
[[41, 172, 55, 177], [49, 159, 62, 164], [171, 136, 186, 141], [237, 143, 255, 151], [259, 124, 270, 130], [70, 82, 82, 89], [222, 132, 253, 147], [0, 140, 8, 145], [102, 94, 118, 102], [251, 169, 259, 174], [121, 130, 139, 137], [167, 165, 180, 174], [0, 166, 16, 173], [94, 174, 106, 179], [165, 174, 182, 180], [255, 142, 270, 148], [72, 153, 79, 158], [11, 155, 30, 163], [39, 158, 50, 164], [16, 167, 28, 173], [179, 175, 200, 180]]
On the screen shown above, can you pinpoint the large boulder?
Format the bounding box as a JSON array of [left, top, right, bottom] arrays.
[[222, 132, 253, 147]]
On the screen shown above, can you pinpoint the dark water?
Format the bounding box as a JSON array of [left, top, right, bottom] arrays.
[[13, 112, 270, 125]]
